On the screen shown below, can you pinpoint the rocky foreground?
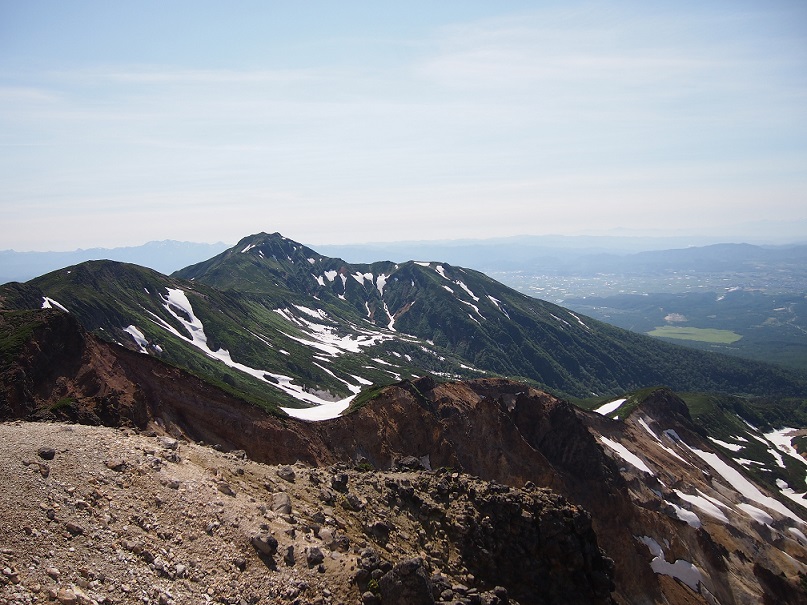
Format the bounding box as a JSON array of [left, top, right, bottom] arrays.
[[0, 421, 614, 605]]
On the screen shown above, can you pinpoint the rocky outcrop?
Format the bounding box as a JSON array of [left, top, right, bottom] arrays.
[[382, 472, 614, 604], [0, 422, 614, 605], [0, 309, 144, 425]]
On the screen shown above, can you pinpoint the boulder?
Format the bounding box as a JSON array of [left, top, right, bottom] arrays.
[[379, 557, 435, 605]]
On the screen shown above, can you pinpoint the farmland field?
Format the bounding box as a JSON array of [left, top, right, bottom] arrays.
[[646, 326, 743, 344]]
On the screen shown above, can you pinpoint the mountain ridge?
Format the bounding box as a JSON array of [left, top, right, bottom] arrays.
[[2, 232, 804, 416]]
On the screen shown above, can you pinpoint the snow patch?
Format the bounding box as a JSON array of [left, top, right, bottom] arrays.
[[281, 398, 353, 421], [637, 536, 703, 591], [683, 442, 805, 524], [550, 313, 571, 328], [765, 428, 805, 467], [709, 437, 744, 452], [769, 447, 787, 469], [674, 490, 729, 523], [789, 527, 807, 544], [637, 418, 690, 465], [383, 302, 396, 331], [593, 398, 625, 416], [567, 311, 590, 330], [41, 297, 69, 312], [293, 305, 328, 320], [487, 295, 510, 319], [123, 325, 149, 353], [738, 503, 774, 526], [351, 271, 373, 285], [459, 299, 484, 319], [666, 501, 702, 528], [776, 479, 807, 509], [600, 437, 654, 475], [153, 288, 352, 410], [455, 280, 479, 302], [274, 307, 393, 356]]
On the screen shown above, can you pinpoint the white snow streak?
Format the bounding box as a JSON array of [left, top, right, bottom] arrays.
[[636, 418, 690, 464], [455, 280, 479, 301], [683, 443, 805, 524], [550, 313, 571, 328], [638, 536, 703, 591], [737, 503, 774, 526], [666, 501, 702, 528], [281, 398, 353, 421], [765, 428, 805, 467], [708, 437, 744, 452], [593, 398, 625, 416], [123, 325, 149, 353], [152, 288, 359, 411], [789, 527, 807, 544], [383, 302, 396, 331], [674, 490, 729, 523], [600, 437, 654, 475], [41, 297, 69, 312], [487, 295, 510, 319], [776, 479, 807, 509], [567, 311, 590, 330]]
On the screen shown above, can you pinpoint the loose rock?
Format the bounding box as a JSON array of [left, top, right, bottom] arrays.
[[37, 447, 56, 460]]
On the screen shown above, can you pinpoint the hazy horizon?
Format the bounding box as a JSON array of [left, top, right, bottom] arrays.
[[2, 1, 806, 250], [4, 228, 807, 256]]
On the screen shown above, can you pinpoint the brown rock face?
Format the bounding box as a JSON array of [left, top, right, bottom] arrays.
[[0, 309, 144, 425], [316, 378, 657, 604]]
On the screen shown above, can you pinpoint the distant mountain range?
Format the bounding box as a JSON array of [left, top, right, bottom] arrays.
[[5, 236, 807, 285], [0, 240, 229, 284], [316, 238, 807, 276]]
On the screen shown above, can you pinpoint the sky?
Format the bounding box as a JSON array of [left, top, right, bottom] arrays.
[[1, 1, 806, 251]]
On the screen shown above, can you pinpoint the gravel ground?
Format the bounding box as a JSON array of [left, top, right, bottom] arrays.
[[0, 421, 372, 605]]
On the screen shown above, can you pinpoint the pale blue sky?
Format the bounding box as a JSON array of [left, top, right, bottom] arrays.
[[2, 1, 806, 250]]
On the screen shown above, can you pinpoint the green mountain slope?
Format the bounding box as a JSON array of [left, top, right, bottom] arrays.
[[1, 232, 804, 419], [177, 233, 806, 398], [0, 259, 471, 414]]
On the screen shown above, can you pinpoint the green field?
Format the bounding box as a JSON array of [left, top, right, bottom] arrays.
[[647, 326, 743, 344]]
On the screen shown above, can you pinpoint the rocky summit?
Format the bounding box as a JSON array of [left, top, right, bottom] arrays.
[[0, 422, 612, 605]]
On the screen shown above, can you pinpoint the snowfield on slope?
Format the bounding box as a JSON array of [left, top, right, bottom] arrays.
[[150, 288, 365, 409]]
